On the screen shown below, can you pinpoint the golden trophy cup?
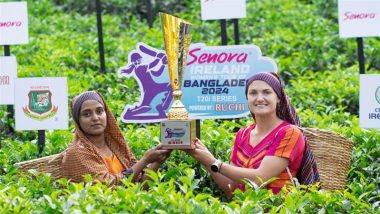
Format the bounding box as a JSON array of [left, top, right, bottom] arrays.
[[160, 12, 197, 149]]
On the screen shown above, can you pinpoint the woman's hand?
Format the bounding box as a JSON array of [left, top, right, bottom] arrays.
[[142, 144, 172, 165], [184, 139, 216, 166], [154, 144, 172, 164]]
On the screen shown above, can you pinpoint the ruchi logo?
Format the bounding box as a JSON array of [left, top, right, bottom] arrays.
[[0, 21, 22, 28], [375, 86, 380, 104], [343, 12, 377, 21], [187, 48, 248, 66]]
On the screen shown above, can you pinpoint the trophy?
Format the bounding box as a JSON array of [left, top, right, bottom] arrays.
[[160, 12, 196, 149]]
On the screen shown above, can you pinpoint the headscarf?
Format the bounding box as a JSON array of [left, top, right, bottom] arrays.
[[59, 91, 137, 184], [245, 72, 300, 126]]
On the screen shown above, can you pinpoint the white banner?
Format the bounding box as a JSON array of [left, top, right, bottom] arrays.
[[0, 2, 29, 45], [201, 0, 246, 20], [360, 74, 380, 129], [0, 56, 17, 105], [338, 0, 380, 38], [15, 77, 68, 131]]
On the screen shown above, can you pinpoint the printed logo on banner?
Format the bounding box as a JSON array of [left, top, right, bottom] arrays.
[[23, 90, 58, 121], [182, 43, 277, 120], [376, 86, 380, 104], [0, 2, 29, 45], [359, 74, 380, 128], [15, 77, 68, 131], [0, 75, 9, 85], [0, 56, 17, 105], [338, 0, 380, 38], [118, 44, 172, 121], [343, 12, 377, 21], [118, 43, 277, 123], [0, 21, 22, 28]]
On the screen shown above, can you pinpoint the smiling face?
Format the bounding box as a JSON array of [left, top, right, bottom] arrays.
[[78, 100, 107, 137], [247, 80, 280, 117]]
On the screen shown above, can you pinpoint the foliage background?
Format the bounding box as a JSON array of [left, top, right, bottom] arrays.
[[0, 0, 379, 212]]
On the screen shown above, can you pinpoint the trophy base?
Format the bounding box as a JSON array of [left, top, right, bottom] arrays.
[[160, 119, 197, 149]]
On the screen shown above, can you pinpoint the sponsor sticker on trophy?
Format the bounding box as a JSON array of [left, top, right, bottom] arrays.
[[159, 13, 197, 149]]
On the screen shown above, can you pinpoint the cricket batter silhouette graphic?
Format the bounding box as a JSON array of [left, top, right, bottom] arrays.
[[119, 44, 173, 121]]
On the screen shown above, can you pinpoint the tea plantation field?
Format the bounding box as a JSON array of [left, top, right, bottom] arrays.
[[0, 0, 379, 213]]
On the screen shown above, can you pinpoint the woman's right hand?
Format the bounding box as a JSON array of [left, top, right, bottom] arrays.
[[184, 139, 216, 166]]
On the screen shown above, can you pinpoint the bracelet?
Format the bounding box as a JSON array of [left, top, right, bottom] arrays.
[[122, 168, 133, 178]]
